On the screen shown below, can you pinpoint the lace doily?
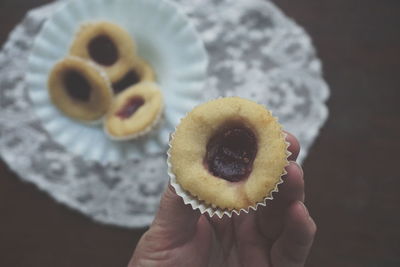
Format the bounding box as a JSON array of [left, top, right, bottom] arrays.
[[0, 0, 329, 228]]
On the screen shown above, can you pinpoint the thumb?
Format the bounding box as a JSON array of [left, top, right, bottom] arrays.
[[128, 184, 201, 266], [151, 182, 201, 241]]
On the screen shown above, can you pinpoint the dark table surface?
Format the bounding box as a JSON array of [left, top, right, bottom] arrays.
[[1, 0, 400, 266]]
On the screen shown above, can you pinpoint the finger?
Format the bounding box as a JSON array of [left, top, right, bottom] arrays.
[[256, 162, 305, 241], [271, 201, 317, 267], [208, 213, 231, 231], [276, 162, 305, 203], [210, 212, 258, 245], [233, 213, 271, 266], [207, 215, 234, 248], [284, 131, 300, 161], [129, 192, 207, 266], [152, 183, 201, 241]]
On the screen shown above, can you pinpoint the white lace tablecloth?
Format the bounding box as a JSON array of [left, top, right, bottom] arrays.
[[0, 0, 329, 228]]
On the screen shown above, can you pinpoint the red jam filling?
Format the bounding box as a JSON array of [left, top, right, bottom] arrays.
[[88, 35, 118, 66], [113, 70, 141, 94], [64, 70, 91, 102], [205, 123, 258, 182], [116, 96, 145, 119]]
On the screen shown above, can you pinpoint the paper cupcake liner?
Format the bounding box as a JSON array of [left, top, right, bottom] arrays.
[[167, 115, 291, 219]]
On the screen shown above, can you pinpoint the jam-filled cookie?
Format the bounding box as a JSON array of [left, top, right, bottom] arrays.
[[48, 57, 113, 123], [169, 97, 288, 211], [104, 83, 163, 140], [112, 58, 156, 95], [70, 21, 136, 83]]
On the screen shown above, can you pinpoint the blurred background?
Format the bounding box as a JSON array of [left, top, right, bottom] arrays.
[[1, 0, 399, 266]]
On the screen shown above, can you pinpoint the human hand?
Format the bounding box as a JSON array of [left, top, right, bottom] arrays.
[[128, 133, 316, 267]]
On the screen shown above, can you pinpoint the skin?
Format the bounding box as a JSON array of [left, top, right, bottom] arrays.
[[128, 133, 317, 267]]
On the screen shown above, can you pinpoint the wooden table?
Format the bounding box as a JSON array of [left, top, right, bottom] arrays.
[[1, 0, 399, 266]]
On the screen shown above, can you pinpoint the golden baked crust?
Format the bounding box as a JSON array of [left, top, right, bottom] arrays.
[[104, 83, 164, 139], [48, 57, 113, 122], [132, 58, 156, 83], [70, 21, 137, 83], [169, 97, 288, 211], [112, 58, 156, 94]]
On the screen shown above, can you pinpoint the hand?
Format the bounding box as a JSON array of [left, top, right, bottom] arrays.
[[128, 133, 316, 267]]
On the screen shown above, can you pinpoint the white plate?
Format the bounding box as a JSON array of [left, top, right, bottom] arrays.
[[27, 0, 208, 164]]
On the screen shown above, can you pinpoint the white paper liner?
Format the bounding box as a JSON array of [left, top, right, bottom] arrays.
[[26, 0, 208, 163], [167, 104, 291, 219]]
